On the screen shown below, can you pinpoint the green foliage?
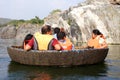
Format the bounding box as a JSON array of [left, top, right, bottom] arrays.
[[8, 19, 25, 26], [28, 16, 44, 25], [7, 16, 44, 27], [50, 9, 61, 14]]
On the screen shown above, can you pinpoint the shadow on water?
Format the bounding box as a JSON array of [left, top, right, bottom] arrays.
[[7, 61, 108, 80]]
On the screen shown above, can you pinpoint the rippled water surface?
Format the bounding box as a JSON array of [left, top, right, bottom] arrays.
[[0, 39, 120, 80]]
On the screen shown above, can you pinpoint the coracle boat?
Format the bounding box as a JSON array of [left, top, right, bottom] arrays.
[[7, 46, 109, 66]]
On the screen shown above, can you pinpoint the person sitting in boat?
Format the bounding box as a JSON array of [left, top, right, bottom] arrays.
[[23, 34, 33, 49], [53, 27, 60, 39], [57, 31, 73, 50], [24, 25, 63, 51], [87, 29, 108, 48]]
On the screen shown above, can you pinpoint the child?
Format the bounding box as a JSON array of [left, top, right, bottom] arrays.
[[57, 32, 73, 50]]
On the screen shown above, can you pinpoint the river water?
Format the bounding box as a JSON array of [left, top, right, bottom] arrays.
[[0, 39, 120, 80]]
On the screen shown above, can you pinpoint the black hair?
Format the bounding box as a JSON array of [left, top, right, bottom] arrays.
[[24, 34, 33, 41], [57, 32, 66, 40], [23, 33, 33, 45], [92, 29, 102, 35], [54, 27, 60, 34], [41, 25, 51, 34]]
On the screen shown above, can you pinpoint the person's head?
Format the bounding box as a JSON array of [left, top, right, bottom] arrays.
[[41, 25, 52, 35], [60, 27, 65, 32], [57, 32, 66, 40], [24, 34, 33, 41], [54, 27, 60, 34], [92, 29, 102, 39]]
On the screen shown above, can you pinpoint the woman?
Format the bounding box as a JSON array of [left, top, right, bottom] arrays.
[[87, 29, 107, 48], [23, 34, 34, 50]]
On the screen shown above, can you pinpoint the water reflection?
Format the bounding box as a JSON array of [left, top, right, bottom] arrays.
[[8, 61, 108, 80]]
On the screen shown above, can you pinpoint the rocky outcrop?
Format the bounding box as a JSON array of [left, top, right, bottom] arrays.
[[0, 23, 41, 45], [0, 25, 17, 39], [44, 12, 61, 28], [67, 0, 120, 44], [15, 23, 41, 45], [0, 0, 120, 45], [45, 0, 120, 44]]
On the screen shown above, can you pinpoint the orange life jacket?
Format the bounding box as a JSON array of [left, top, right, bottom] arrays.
[[59, 38, 72, 50], [34, 32, 53, 50], [87, 37, 100, 48]]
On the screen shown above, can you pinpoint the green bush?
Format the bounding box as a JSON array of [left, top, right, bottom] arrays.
[[7, 16, 44, 27], [27, 16, 44, 25]]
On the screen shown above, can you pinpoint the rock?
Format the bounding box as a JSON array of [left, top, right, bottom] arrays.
[[67, 1, 120, 44], [44, 11, 71, 37], [15, 23, 41, 45], [44, 12, 61, 28], [109, 0, 120, 5], [0, 25, 17, 39], [45, 0, 120, 44], [0, 23, 42, 45], [1, 0, 120, 45]]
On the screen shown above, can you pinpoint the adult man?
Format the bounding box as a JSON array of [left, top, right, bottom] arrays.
[[24, 25, 63, 51]]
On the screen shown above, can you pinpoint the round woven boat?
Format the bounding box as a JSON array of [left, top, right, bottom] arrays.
[[7, 46, 109, 66]]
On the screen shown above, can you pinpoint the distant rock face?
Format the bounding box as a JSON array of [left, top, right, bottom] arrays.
[[0, 18, 12, 25], [0, 23, 41, 45], [0, 25, 17, 39], [0, 0, 120, 45], [45, 0, 120, 44]]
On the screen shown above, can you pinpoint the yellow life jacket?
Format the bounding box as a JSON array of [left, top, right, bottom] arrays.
[[34, 32, 53, 50], [59, 38, 72, 50]]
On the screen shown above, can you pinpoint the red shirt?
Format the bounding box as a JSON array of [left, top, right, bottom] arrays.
[[27, 37, 34, 47], [27, 38, 63, 50]]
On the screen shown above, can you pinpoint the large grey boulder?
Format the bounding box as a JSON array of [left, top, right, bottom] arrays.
[[15, 23, 41, 45], [67, 0, 120, 44], [45, 0, 120, 44], [0, 25, 17, 39], [0, 23, 42, 45]]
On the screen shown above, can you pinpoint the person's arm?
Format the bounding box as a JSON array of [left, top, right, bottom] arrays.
[[52, 39, 63, 50], [100, 41, 108, 48], [99, 38, 108, 48], [54, 44, 61, 50], [24, 44, 32, 51]]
